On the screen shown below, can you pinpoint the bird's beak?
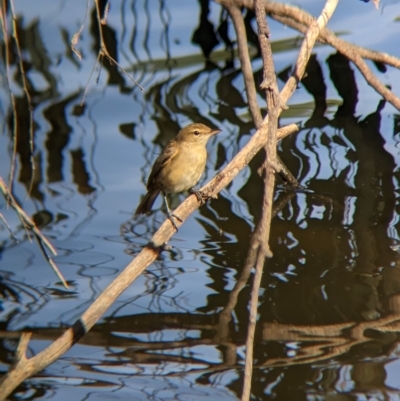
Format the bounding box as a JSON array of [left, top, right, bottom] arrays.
[[210, 129, 222, 136]]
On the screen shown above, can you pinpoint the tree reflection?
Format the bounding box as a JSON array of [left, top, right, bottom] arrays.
[[1, 0, 400, 400]]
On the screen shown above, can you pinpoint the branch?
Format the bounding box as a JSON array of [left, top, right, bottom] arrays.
[[0, 123, 298, 399], [242, 0, 282, 397], [226, 3, 263, 127], [244, 0, 400, 111], [279, 0, 340, 102], [0, 1, 18, 194], [8, 0, 36, 196], [239, 0, 340, 398], [224, 0, 298, 186], [72, 0, 144, 105], [261, 1, 400, 69], [0, 178, 68, 289]]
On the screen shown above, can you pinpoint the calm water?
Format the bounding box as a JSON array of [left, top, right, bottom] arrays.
[[1, 0, 400, 399]]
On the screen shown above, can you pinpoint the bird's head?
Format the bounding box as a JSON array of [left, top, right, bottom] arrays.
[[176, 123, 221, 144]]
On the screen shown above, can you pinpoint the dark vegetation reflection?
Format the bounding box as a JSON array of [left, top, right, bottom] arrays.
[[1, 0, 400, 399]]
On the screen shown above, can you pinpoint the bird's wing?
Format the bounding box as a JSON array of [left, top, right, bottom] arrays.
[[147, 141, 178, 188]]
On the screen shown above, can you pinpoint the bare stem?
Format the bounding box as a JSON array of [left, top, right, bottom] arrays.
[[0, 178, 68, 289]]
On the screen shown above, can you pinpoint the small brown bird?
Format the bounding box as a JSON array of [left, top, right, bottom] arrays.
[[135, 123, 221, 228]]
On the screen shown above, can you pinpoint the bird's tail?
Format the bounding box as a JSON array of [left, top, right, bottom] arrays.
[[135, 189, 160, 215]]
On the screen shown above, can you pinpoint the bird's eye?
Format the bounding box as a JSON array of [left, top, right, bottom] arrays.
[[194, 130, 200, 136]]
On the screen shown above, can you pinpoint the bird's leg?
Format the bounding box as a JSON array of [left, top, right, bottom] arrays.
[[190, 187, 208, 205], [162, 192, 182, 231]]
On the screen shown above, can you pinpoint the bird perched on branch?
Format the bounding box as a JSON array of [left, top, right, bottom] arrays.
[[135, 123, 221, 229]]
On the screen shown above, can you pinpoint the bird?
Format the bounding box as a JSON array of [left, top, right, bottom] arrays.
[[134, 123, 221, 229]]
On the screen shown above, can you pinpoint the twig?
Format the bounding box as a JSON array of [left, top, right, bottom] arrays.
[[270, 8, 400, 111], [280, 0, 340, 102], [34, 233, 68, 289], [71, 0, 91, 60], [226, 3, 263, 127], [94, 0, 144, 92], [9, 0, 36, 197], [80, 52, 102, 106], [215, 190, 294, 344], [260, 1, 399, 68], [0, 1, 18, 195], [224, 0, 298, 186], [0, 179, 56, 255], [73, 0, 144, 105], [0, 177, 68, 289], [0, 213, 18, 241], [242, 0, 281, 398], [236, 0, 339, 398], [240, 0, 400, 111]]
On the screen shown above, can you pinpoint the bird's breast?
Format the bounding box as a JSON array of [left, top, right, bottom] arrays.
[[156, 144, 207, 193]]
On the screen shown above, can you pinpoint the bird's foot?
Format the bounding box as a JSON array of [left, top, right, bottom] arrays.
[[168, 212, 182, 231], [190, 188, 208, 205]]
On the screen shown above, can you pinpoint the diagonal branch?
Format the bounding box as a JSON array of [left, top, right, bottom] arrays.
[[0, 178, 68, 289], [0, 123, 298, 399]]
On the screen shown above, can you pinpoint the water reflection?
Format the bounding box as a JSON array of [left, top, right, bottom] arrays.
[[1, 0, 400, 400]]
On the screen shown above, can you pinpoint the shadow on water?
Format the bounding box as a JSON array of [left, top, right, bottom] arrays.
[[1, 0, 400, 399]]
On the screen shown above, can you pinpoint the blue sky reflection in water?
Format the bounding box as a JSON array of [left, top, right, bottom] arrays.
[[1, 0, 400, 399]]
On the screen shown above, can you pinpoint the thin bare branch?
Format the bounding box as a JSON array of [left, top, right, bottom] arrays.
[[94, 0, 144, 92], [0, 213, 18, 241], [241, 0, 400, 110], [224, 0, 298, 186], [239, 0, 339, 398], [242, 0, 282, 397], [0, 178, 68, 289], [9, 0, 36, 197], [0, 1, 18, 194], [280, 0, 340, 102], [71, 0, 92, 60], [261, 1, 399, 68], [72, 0, 144, 104], [225, 3, 263, 127]]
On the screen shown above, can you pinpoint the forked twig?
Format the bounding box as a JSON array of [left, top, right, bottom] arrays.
[[72, 0, 144, 106]]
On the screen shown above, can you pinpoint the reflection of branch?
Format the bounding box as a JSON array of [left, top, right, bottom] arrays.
[[4, 295, 400, 379], [262, 295, 400, 367], [215, 190, 294, 343]]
